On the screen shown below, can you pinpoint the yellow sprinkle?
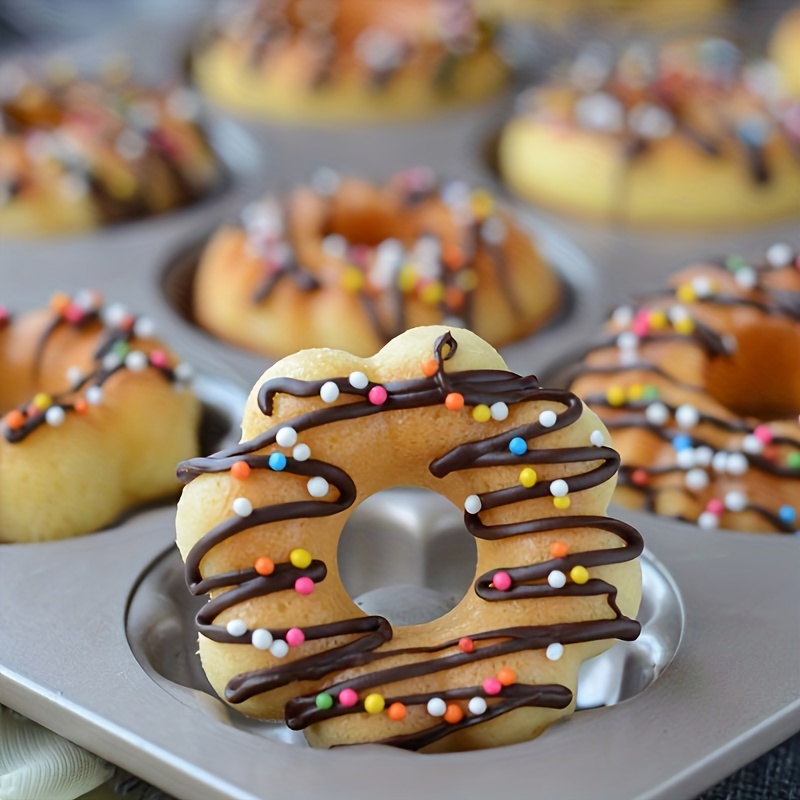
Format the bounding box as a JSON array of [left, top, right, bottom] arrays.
[[456, 269, 479, 292], [674, 317, 695, 335], [606, 386, 627, 407], [364, 693, 386, 714], [290, 548, 312, 569], [470, 189, 494, 219], [648, 310, 668, 330], [32, 393, 52, 411], [420, 282, 444, 305], [627, 383, 644, 401], [472, 404, 491, 423], [676, 284, 696, 304], [106, 171, 137, 199], [570, 565, 589, 584], [553, 496, 571, 510], [340, 267, 364, 292], [519, 467, 538, 488], [397, 265, 417, 293]]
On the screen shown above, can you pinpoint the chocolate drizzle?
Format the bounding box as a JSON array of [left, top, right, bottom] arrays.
[[179, 331, 643, 750]]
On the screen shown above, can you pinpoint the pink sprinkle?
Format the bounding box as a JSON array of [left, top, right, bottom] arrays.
[[64, 305, 85, 324], [368, 386, 388, 405], [631, 310, 650, 337], [492, 571, 512, 591], [0, 306, 8, 322], [149, 350, 168, 369], [339, 688, 358, 707], [294, 577, 315, 595], [706, 498, 724, 516], [754, 425, 773, 444], [286, 627, 305, 647], [482, 677, 502, 696]]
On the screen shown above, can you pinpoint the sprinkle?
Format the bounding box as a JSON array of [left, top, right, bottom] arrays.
[[676, 284, 697, 304], [617, 331, 639, 351], [444, 704, 464, 724], [497, 668, 517, 686], [695, 447, 713, 467], [368, 386, 388, 405], [539, 410, 557, 428], [73, 399, 88, 415], [66, 366, 83, 385], [519, 467, 537, 488], [753, 425, 773, 444], [50, 292, 71, 313], [548, 570, 567, 589], [468, 697, 487, 715], [553, 496, 571, 510], [606, 386, 626, 406], [341, 267, 365, 292], [724, 491, 747, 512], [490, 402, 509, 421], [779, 506, 796, 524], [549, 479, 568, 498], [492, 571, 512, 591], [320, 381, 340, 403], [741, 435, 763, 455], [33, 393, 52, 411], [269, 452, 287, 471], [149, 350, 168, 369], [445, 392, 464, 411], [276, 427, 298, 447], [269, 640, 289, 658], [675, 405, 700, 429], [231, 461, 251, 480], [735, 267, 758, 288], [766, 243, 794, 268], [86, 386, 103, 405], [645, 403, 669, 426], [674, 317, 696, 335], [45, 406, 65, 427], [698, 512, 719, 530], [348, 371, 369, 389], [727, 453, 750, 475], [509, 437, 527, 455], [482, 678, 502, 696], [226, 619, 247, 637], [706, 499, 724, 515], [233, 498, 253, 517], [285, 628, 305, 648], [290, 548, 312, 569], [387, 702, 407, 721], [364, 694, 386, 715], [293, 443, 311, 461], [421, 358, 439, 377], [339, 689, 359, 707], [648, 310, 668, 329], [631, 468, 649, 486], [458, 637, 475, 654], [133, 316, 155, 338], [174, 362, 193, 382], [691, 277, 714, 298], [251, 629, 273, 650], [676, 448, 697, 470], [315, 693, 334, 710], [427, 697, 447, 716], [589, 430, 605, 447], [550, 541, 569, 558], [472, 404, 491, 422], [307, 477, 329, 497], [102, 353, 121, 371], [685, 468, 709, 491], [255, 557, 275, 576], [546, 643, 564, 661], [465, 494, 482, 514], [295, 577, 315, 595], [612, 305, 634, 326], [673, 434, 693, 451], [570, 566, 589, 584]]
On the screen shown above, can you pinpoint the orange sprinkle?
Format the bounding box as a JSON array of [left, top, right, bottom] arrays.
[[421, 358, 439, 378], [4, 410, 25, 430], [50, 292, 70, 313], [73, 399, 88, 415], [550, 541, 569, 559], [387, 702, 407, 722], [445, 393, 464, 411], [444, 285, 465, 311], [497, 668, 517, 687], [254, 557, 275, 576], [442, 243, 465, 271], [444, 704, 464, 724], [231, 461, 251, 480]]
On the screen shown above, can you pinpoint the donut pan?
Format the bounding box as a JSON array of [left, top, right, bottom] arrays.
[[2, 10, 800, 799]]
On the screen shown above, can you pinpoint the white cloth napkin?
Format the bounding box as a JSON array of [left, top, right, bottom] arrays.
[[0, 706, 112, 800]]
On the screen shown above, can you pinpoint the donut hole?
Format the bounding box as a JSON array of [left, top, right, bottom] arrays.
[[704, 321, 800, 419], [322, 188, 417, 246], [337, 488, 477, 626]]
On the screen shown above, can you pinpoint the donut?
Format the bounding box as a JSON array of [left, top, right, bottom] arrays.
[[175, 326, 643, 751], [498, 39, 800, 226], [569, 243, 800, 533], [0, 66, 223, 236], [192, 0, 507, 123], [771, 5, 800, 96], [192, 169, 562, 359], [0, 291, 200, 542]]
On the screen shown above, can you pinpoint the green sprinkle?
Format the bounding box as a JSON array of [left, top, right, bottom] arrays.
[[315, 692, 334, 710], [787, 452, 800, 470], [112, 340, 130, 358], [725, 256, 748, 272], [642, 385, 660, 401]]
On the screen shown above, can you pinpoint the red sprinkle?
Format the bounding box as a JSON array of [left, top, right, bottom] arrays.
[[231, 461, 251, 480], [458, 637, 475, 654], [631, 468, 649, 486], [64, 305, 85, 324]]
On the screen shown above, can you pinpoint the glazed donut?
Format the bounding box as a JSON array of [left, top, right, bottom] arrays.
[[498, 39, 800, 226], [0, 291, 200, 542], [192, 169, 562, 359], [193, 0, 507, 122], [569, 243, 800, 533], [175, 326, 643, 751], [771, 5, 800, 96], [0, 66, 222, 236]]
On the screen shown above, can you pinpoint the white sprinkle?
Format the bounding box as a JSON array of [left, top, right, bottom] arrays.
[[251, 629, 273, 650], [227, 619, 247, 637], [644, 402, 669, 426], [711, 451, 729, 473], [86, 386, 103, 405], [269, 639, 289, 659], [766, 243, 794, 268], [612, 305, 633, 327], [698, 512, 719, 530], [547, 570, 567, 589], [310, 166, 341, 197], [322, 233, 348, 259], [73, 289, 96, 310], [427, 698, 447, 717], [574, 91, 624, 133], [307, 477, 329, 498], [619, 349, 638, 367], [676, 449, 697, 470], [694, 446, 714, 467], [481, 217, 507, 246], [124, 351, 148, 372], [539, 410, 557, 428], [675, 404, 700, 429], [668, 305, 690, 324], [233, 498, 253, 517], [685, 468, 709, 491], [468, 696, 488, 715], [734, 267, 758, 289], [45, 406, 65, 426], [320, 381, 340, 403], [293, 443, 311, 461], [724, 491, 747, 512], [115, 129, 147, 160], [590, 430, 605, 447], [348, 371, 369, 390], [742, 435, 764, 455], [276, 427, 298, 448], [174, 362, 194, 382], [66, 366, 83, 385], [102, 302, 128, 328], [628, 102, 674, 139], [133, 316, 155, 338], [726, 453, 749, 475], [691, 277, 713, 298], [465, 494, 482, 514], [546, 643, 564, 661], [617, 331, 639, 351], [549, 479, 568, 498], [102, 353, 121, 371], [490, 402, 509, 421]]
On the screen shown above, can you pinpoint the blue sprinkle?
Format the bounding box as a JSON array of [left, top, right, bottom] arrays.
[[509, 437, 527, 456], [779, 505, 796, 524], [672, 434, 693, 451], [268, 452, 287, 471]]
